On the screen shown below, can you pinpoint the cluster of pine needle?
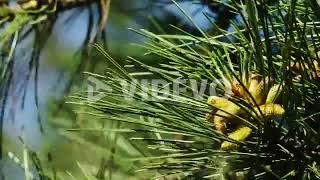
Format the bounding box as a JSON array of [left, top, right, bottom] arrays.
[[64, 0, 320, 179]]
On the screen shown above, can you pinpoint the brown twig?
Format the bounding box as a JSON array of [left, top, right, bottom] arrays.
[[90, 0, 111, 43]]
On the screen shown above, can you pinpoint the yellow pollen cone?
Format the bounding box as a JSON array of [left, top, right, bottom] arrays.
[[21, 0, 38, 10], [265, 84, 282, 104], [248, 79, 267, 105], [221, 125, 252, 150], [211, 103, 242, 133], [207, 96, 231, 109], [248, 76, 259, 101], [232, 81, 245, 97], [290, 60, 320, 78], [248, 77, 259, 93], [214, 102, 242, 120], [211, 116, 227, 134], [254, 104, 285, 118]]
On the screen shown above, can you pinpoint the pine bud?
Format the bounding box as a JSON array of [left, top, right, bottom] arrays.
[[221, 125, 252, 150], [207, 96, 231, 109], [212, 116, 227, 134], [248, 78, 269, 105], [20, 0, 38, 10], [254, 104, 285, 118], [207, 98, 242, 133], [265, 84, 282, 104]]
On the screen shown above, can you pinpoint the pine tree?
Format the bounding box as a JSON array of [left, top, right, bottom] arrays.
[[3, 0, 320, 179]]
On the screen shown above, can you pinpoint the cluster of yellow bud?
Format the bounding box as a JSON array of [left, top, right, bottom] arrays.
[[17, 0, 55, 10], [290, 60, 320, 79], [18, 0, 39, 10], [207, 74, 285, 150]]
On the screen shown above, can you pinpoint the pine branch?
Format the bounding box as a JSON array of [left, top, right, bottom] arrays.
[[0, 0, 99, 13], [66, 1, 320, 178]]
